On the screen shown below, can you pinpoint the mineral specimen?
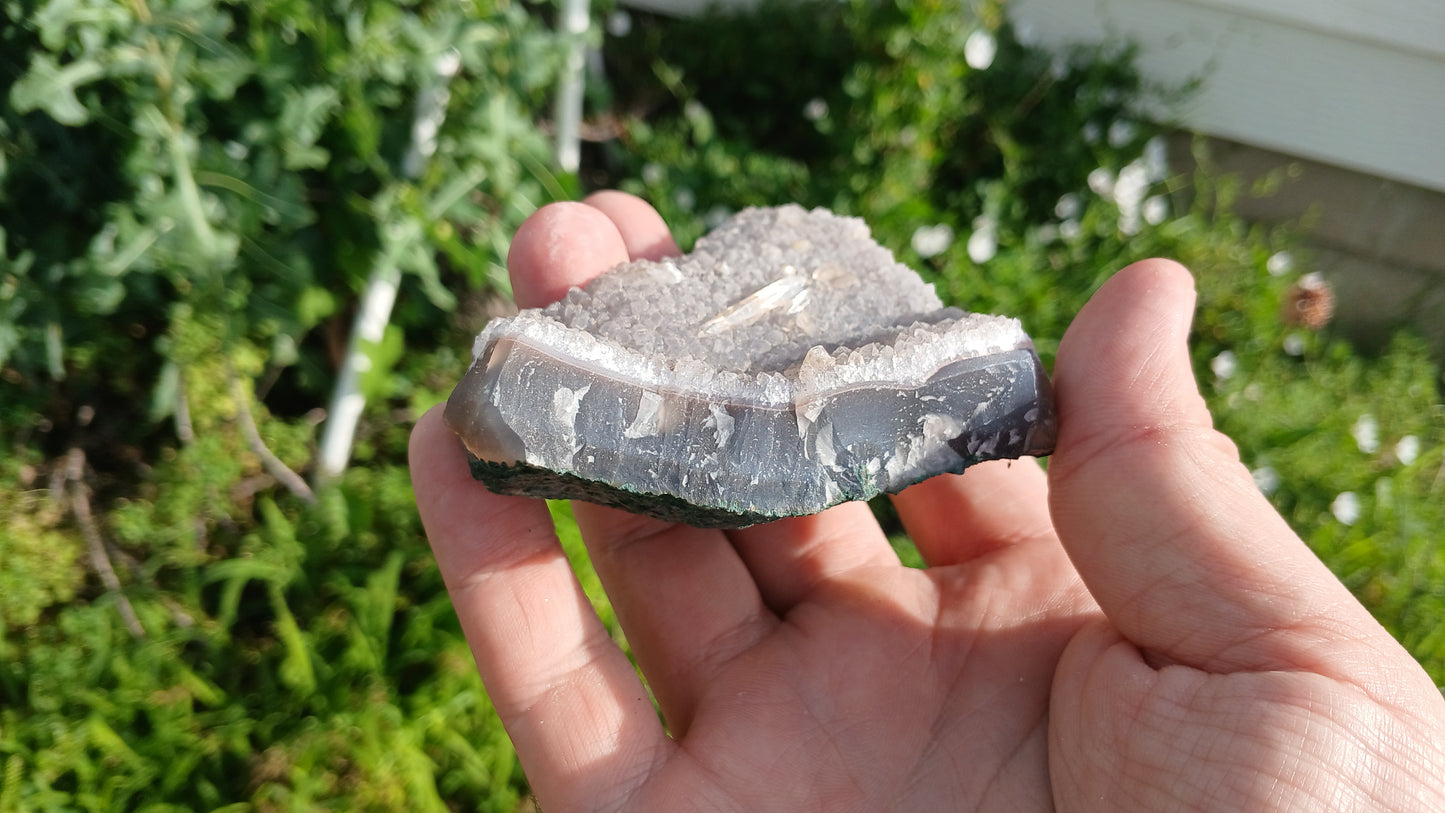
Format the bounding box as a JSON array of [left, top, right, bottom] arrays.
[[444, 205, 1056, 528]]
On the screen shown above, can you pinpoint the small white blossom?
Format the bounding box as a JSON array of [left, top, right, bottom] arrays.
[[1113, 160, 1151, 235], [803, 97, 829, 121], [1035, 223, 1059, 243], [1087, 167, 1114, 197], [1395, 435, 1420, 466], [911, 223, 955, 259], [1251, 466, 1281, 496], [703, 204, 733, 229], [673, 187, 696, 212], [1114, 160, 1150, 208], [1054, 193, 1082, 220], [435, 49, 462, 78], [1059, 219, 1082, 241], [1351, 414, 1380, 455], [1210, 350, 1237, 381], [1267, 251, 1294, 276], [1107, 119, 1136, 147], [1283, 333, 1306, 356], [1143, 195, 1169, 225], [1331, 491, 1361, 525], [224, 140, 249, 161], [606, 9, 632, 37], [683, 99, 708, 122], [641, 162, 664, 185], [967, 224, 997, 264], [1082, 122, 1102, 144], [964, 29, 998, 71]]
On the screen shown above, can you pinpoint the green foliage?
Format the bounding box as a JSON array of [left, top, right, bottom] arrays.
[[0, 463, 85, 632], [3, 0, 1443, 809], [1, 0, 564, 437], [2, 0, 571, 808]]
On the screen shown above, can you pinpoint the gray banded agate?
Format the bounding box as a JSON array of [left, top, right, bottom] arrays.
[[445, 205, 1057, 528]]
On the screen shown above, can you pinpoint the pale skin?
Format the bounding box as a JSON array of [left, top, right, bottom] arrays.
[[410, 191, 1445, 811]]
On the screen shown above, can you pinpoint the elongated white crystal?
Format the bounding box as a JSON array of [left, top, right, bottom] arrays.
[[445, 205, 1056, 527]]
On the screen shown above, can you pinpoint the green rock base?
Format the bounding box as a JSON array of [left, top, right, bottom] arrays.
[[465, 455, 775, 529]]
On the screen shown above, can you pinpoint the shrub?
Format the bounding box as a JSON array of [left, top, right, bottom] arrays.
[[2, 0, 1442, 808], [3, 0, 566, 807]]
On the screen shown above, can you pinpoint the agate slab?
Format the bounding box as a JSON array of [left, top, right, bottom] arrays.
[[444, 205, 1056, 528]]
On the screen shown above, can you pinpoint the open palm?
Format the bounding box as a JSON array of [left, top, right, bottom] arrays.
[[410, 192, 1445, 811]]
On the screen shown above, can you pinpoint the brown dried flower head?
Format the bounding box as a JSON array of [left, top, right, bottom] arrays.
[[1282, 272, 1334, 330]]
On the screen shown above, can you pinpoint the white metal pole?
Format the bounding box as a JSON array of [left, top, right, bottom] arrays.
[[314, 50, 461, 484], [555, 0, 591, 173]]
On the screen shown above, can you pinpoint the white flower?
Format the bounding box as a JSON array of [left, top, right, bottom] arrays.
[[1059, 219, 1082, 241], [224, 140, 249, 161], [1267, 251, 1294, 276], [1251, 466, 1281, 496], [964, 29, 997, 71], [1331, 491, 1361, 525], [803, 97, 829, 121], [1112, 160, 1151, 235], [1282, 333, 1306, 356], [1143, 195, 1169, 225], [1107, 119, 1136, 147], [1035, 223, 1059, 243], [911, 223, 955, 259], [1210, 350, 1237, 381], [1395, 435, 1421, 466], [703, 204, 733, 229], [1351, 414, 1380, 454], [673, 187, 696, 212], [966, 225, 997, 263], [1054, 193, 1082, 220], [606, 9, 632, 37], [1086, 167, 1114, 198], [435, 49, 462, 78], [641, 162, 664, 185], [1082, 122, 1102, 144], [1114, 160, 1150, 209]]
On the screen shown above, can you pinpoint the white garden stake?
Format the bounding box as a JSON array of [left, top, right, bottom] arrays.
[[315, 50, 461, 484]]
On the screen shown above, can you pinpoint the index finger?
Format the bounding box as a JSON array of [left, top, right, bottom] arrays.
[[409, 405, 668, 810], [412, 202, 672, 810]]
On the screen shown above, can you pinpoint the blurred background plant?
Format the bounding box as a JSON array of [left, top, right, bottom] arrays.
[[2, 0, 1441, 807]]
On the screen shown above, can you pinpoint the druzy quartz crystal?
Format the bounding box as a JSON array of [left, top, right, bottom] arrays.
[[445, 205, 1056, 528]]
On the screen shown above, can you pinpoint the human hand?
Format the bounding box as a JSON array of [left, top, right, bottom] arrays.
[[410, 192, 1445, 811]]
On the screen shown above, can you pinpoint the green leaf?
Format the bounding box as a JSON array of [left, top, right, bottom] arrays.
[[9, 54, 104, 126], [279, 85, 340, 170]]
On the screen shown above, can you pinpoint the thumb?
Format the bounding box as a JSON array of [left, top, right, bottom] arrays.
[[1047, 259, 1387, 677]]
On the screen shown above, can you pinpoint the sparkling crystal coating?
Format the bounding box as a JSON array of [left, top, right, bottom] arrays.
[[445, 205, 1056, 527]]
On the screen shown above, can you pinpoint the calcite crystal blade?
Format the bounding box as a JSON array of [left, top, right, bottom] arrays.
[[445, 205, 1056, 528]]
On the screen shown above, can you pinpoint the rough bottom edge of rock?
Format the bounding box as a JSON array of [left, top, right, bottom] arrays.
[[464, 455, 778, 528]]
